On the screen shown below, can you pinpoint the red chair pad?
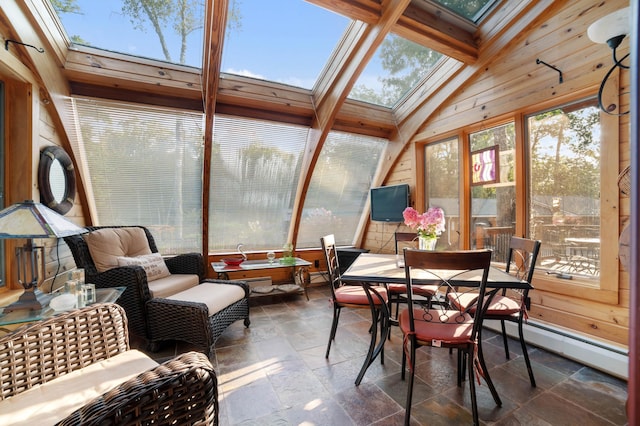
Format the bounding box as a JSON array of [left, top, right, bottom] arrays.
[[335, 285, 388, 305], [400, 308, 473, 344]]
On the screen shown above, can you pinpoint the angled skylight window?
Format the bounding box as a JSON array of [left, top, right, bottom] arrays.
[[52, 0, 204, 68], [429, 0, 500, 23], [349, 34, 443, 108], [221, 0, 350, 90]]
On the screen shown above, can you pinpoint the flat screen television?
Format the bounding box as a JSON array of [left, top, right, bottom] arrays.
[[370, 184, 410, 222]]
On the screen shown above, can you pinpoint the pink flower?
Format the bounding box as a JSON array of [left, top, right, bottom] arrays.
[[402, 206, 445, 239]]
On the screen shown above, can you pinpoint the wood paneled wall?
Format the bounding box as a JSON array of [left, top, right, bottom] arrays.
[[363, 0, 631, 347]]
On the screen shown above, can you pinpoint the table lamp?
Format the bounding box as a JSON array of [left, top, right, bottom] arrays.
[[0, 200, 87, 312]]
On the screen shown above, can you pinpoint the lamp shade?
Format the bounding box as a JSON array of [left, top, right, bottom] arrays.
[[587, 7, 630, 44], [0, 200, 86, 239]]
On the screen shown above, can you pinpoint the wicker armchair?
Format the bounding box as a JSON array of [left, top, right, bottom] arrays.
[[64, 225, 204, 339], [0, 304, 218, 425], [64, 225, 250, 357]]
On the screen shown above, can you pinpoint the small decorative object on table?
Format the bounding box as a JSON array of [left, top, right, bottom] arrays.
[[281, 243, 295, 265], [267, 250, 276, 264], [402, 206, 445, 251], [222, 257, 244, 266]]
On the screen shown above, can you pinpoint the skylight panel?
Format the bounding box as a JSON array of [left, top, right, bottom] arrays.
[[348, 34, 443, 108], [52, 0, 204, 68], [429, 0, 499, 23], [220, 0, 349, 90]]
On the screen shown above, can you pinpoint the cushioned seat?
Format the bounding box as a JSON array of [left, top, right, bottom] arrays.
[[64, 225, 250, 357], [0, 350, 158, 426], [148, 274, 200, 298], [0, 304, 218, 425], [167, 282, 246, 315]]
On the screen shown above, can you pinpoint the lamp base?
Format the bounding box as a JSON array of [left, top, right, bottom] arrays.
[[3, 288, 42, 313]]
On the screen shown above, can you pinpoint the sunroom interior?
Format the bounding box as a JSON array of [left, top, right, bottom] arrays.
[[0, 0, 638, 423]]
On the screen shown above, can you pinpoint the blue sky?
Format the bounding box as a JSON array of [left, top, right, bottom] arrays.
[[57, 0, 360, 90]]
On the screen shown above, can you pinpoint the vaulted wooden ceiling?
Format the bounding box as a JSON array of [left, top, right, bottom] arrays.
[[1, 0, 560, 243]]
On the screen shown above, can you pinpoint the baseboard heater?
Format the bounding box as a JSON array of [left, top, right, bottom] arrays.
[[484, 319, 629, 380]]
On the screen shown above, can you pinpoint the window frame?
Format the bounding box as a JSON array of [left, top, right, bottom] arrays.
[[417, 89, 619, 304], [523, 97, 619, 304]]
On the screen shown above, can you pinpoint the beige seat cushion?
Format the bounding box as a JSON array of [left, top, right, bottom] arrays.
[[148, 274, 200, 298], [84, 227, 152, 272], [0, 350, 158, 426], [167, 283, 245, 316]]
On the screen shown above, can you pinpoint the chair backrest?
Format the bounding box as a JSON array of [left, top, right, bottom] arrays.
[[403, 248, 493, 339], [64, 225, 158, 278], [320, 234, 342, 298], [506, 236, 541, 285], [395, 232, 418, 254]]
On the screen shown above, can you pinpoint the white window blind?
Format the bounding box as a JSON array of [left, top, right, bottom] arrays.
[[209, 116, 308, 252], [298, 131, 387, 248], [72, 97, 204, 254]]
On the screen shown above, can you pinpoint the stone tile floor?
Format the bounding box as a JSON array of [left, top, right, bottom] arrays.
[[138, 285, 628, 425]]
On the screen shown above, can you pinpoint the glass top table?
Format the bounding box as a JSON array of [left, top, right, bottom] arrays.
[[211, 257, 312, 300], [0, 287, 126, 327]]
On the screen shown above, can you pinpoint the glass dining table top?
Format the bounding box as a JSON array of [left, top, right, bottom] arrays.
[[0, 287, 126, 327]]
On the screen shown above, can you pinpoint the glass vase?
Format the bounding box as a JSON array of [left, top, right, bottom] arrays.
[[418, 235, 437, 251]]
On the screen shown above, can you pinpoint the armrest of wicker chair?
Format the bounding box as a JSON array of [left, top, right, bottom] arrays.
[[165, 252, 205, 280], [56, 351, 218, 426], [0, 304, 129, 401], [89, 265, 153, 339]]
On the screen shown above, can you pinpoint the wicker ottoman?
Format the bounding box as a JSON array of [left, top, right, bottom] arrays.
[[146, 279, 250, 358]]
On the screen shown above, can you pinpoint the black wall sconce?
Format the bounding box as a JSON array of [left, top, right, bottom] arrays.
[[587, 7, 630, 115]]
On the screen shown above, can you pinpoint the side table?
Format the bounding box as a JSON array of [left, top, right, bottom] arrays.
[[0, 287, 126, 329], [211, 257, 312, 300]]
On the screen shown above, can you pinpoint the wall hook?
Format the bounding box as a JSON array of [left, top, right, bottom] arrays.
[[536, 58, 563, 84], [5, 39, 44, 53]]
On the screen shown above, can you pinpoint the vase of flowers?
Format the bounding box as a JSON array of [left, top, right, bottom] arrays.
[[402, 206, 445, 251]]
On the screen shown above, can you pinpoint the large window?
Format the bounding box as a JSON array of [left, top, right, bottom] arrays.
[[527, 100, 601, 279], [71, 97, 204, 254], [209, 116, 308, 252], [425, 137, 460, 250], [298, 132, 387, 248], [469, 123, 516, 262]]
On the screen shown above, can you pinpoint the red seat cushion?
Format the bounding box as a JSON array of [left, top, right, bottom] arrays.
[[387, 283, 438, 297], [448, 292, 521, 316], [399, 308, 473, 344], [335, 285, 388, 305]]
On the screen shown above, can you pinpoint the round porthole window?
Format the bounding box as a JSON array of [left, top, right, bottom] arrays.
[[38, 146, 76, 215]]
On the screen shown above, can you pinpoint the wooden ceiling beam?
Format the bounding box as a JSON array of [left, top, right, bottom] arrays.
[[306, 0, 478, 63], [288, 0, 411, 244], [373, 0, 559, 188], [201, 0, 228, 261]]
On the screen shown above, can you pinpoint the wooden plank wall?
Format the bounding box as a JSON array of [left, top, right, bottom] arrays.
[[364, 0, 631, 347]]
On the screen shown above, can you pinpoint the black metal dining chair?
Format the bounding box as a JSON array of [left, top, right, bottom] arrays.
[[386, 232, 438, 320], [447, 236, 541, 387], [400, 248, 501, 426], [320, 234, 389, 385]]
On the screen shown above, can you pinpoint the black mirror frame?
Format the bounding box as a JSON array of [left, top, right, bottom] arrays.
[[38, 146, 76, 215]]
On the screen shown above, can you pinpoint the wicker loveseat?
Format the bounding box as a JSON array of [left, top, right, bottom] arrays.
[[0, 303, 218, 425], [64, 225, 250, 357]]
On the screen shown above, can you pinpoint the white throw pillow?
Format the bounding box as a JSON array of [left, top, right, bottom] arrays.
[[116, 253, 171, 282]]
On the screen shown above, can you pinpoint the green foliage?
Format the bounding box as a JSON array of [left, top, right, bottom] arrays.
[[529, 106, 600, 198], [50, 0, 81, 14], [351, 35, 442, 107]]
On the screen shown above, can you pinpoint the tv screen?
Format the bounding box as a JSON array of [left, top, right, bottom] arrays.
[[370, 184, 410, 222]]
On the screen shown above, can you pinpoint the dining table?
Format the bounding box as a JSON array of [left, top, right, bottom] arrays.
[[340, 252, 532, 389]]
